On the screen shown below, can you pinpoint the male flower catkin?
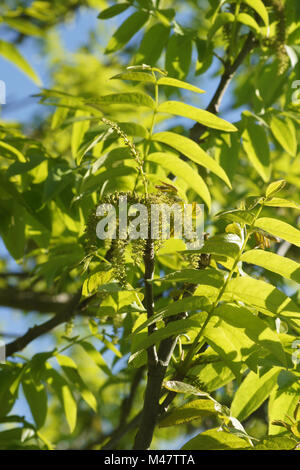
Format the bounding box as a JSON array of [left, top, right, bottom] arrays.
[[85, 191, 182, 285]]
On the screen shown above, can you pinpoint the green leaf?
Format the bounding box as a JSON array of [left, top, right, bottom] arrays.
[[181, 428, 250, 450], [0, 172, 50, 232], [51, 104, 70, 129], [78, 341, 111, 376], [269, 384, 300, 436], [117, 121, 148, 138], [0, 201, 26, 260], [61, 382, 77, 433], [157, 77, 205, 94], [156, 268, 225, 285], [0, 367, 22, 418], [185, 233, 242, 258], [230, 369, 280, 421], [264, 197, 300, 210], [152, 132, 231, 187], [0, 428, 24, 448], [131, 313, 205, 354], [75, 131, 106, 166], [163, 380, 209, 397], [242, 121, 271, 182], [81, 166, 137, 194], [242, 0, 269, 26], [105, 11, 149, 54], [254, 436, 296, 450], [270, 116, 297, 156], [3, 17, 44, 37], [204, 314, 256, 377], [101, 336, 122, 359], [136, 0, 153, 9], [216, 132, 239, 180], [110, 71, 155, 83], [0, 40, 41, 85], [45, 366, 77, 433], [0, 141, 26, 162], [208, 12, 235, 40], [265, 179, 286, 198], [136, 23, 170, 66], [22, 372, 47, 429], [82, 269, 113, 296], [241, 249, 300, 284], [160, 399, 218, 427], [130, 296, 212, 336], [7, 154, 45, 177], [237, 13, 261, 34], [254, 217, 300, 247], [216, 209, 255, 225], [72, 110, 90, 161], [155, 8, 175, 26], [98, 3, 130, 19], [56, 355, 97, 412], [211, 303, 287, 366], [165, 34, 192, 79], [189, 355, 235, 393], [158, 101, 237, 132], [42, 167, 74, 203], [225, 277, 300, 322], [147, 152, 211, 209], [93, 92, 155, 109]]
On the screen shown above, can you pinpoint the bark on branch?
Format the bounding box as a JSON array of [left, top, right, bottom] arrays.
[[5, 292, 94, 357], [190, 32, 256, 142], [0, 287, 75, 314]]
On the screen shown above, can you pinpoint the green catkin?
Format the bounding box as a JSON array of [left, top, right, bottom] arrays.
[[85, 190, 185, 284], [186, 375, 208, 393], [110, 238, 127, 286], [65, 316, 74, 336], [265, 0, 289, 74], [101, 118, 148, 194], [223, 0, 289, 75], [190, 253, 211, 270], [131, 238, 146, 265], [273, 0, 289, 74]]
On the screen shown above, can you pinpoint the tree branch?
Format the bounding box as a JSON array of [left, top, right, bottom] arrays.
[[0, 287, 75, 314], [190, 32, 257, 142], [0, 272, 29, 278], [119, 367, 145, 428], [133, 238, 162, 449], [102, 412, 142, 450], [5, 292, 94, 357], [143, 238, 158, 365], [85, 367, 145, 450]]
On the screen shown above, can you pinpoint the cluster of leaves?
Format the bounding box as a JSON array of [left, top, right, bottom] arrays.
[[0, 0, 300, 450]]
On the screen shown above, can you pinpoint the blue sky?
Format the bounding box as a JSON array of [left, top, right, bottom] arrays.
[[0, 7, 99, 123], [0, 5, 243, 125]]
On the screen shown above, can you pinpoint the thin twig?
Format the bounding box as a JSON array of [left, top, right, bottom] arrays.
[[0, 287, 76, 314], [5, 292, 95, 357], [190, 32, 256, 142]]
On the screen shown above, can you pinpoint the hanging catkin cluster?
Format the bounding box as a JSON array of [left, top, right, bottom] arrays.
[[265, 0, 289, 74], [85, 190, 182, 285]]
